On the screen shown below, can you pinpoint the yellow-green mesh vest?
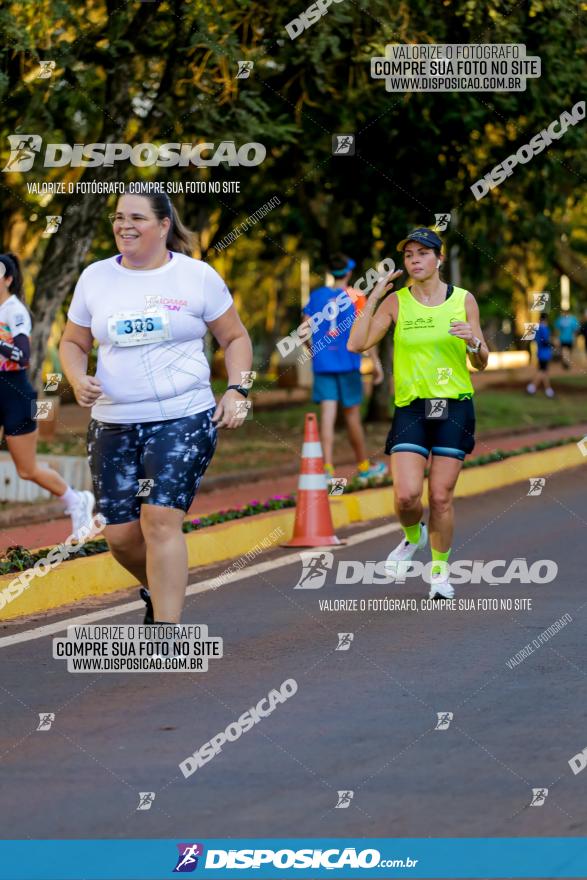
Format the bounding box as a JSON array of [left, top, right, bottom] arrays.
[[392, 285, 475, 406]]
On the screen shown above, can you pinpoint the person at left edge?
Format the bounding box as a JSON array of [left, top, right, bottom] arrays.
[[59, 191, 253, 625], [0, 252, 94, 536]]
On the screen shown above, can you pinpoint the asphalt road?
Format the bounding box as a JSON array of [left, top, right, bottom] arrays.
[[1, 465, 586, 845]]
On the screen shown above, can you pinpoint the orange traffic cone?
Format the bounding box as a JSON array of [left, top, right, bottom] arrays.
[[285, 413, 342, 547]]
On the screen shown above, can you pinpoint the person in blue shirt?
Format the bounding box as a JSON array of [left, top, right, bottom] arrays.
[[526, 314, 555, 398], [554, 308, 580, 369], [301, 254, 386, 480]]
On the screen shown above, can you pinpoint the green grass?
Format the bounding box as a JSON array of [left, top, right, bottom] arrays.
[[473, 389, 587, 433]]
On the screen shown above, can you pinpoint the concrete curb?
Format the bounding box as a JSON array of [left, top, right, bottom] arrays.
[[0, 442, 583, 622]]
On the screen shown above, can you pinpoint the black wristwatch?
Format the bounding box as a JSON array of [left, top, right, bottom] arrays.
[[226, 384, 249, 398]]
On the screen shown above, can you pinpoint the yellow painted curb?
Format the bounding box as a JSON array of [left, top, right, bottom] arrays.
[[0, 443, 582, 621], [454, 443, 582, 498]]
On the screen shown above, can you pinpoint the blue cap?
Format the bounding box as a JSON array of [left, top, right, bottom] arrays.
[[397, 227, 443, 253], [331, 258, 356, 277]]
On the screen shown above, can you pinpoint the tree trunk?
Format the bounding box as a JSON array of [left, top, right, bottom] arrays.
[[28, 63, 134, 387]]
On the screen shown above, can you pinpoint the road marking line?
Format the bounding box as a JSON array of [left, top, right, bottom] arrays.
[[0, 522, 400, 648]]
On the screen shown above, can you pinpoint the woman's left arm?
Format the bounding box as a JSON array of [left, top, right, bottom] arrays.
[[448, 292, 489, 371], [206, 304, 254, 429]]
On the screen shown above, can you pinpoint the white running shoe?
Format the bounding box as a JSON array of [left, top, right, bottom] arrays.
[[526, 383, 537, 395], [385, 522, 428, 574], [65, 490, 95, 538], [545, 387, 555, 398], [429, 571, 455, 600]]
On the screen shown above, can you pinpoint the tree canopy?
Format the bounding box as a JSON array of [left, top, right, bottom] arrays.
[[0, 0, 585, 383]]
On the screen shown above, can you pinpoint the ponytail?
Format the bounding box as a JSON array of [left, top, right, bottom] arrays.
[[0, 253, 24, 299], [167, 203, 194, 256]]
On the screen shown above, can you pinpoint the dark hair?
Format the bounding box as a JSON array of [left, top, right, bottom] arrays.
[[0, 253, 24, 299], [329, 252, 352, 274], [120, 191, 195, 255]]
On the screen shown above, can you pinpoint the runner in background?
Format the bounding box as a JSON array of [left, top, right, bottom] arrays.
[[59, 190, 252, 625], [580, 308, 587, 359], [526, 313, 555, 398], [348, 227, 489, 600], [554, 307, 580, 369], [301, 253, 386, 482], [0, 253, 95, 535]]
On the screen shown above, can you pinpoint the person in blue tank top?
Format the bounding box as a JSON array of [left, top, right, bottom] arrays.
[[301, 253, 386, 482], [526, 314, 555, 398], [554, 308, 580, 369]]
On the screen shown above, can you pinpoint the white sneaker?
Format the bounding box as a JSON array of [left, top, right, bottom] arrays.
[[545, 388, 555, 398], [526, 383, 536, 395], [385, 522, 428, 574], [65, 490, 95, 538], [429, 571, 455, 600]]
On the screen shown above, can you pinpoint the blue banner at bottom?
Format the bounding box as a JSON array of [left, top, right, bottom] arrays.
[[1, 838, 587, 879]]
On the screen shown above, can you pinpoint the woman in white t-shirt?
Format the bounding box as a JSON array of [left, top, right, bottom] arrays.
[[60, 191, 253, 624], [0, 252, 95, 535]]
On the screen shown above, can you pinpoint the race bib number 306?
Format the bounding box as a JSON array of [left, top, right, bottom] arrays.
[[107, 310, 171, 347]]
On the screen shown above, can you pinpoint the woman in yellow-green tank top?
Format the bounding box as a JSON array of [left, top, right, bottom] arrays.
[[347, 227, 489, 600]]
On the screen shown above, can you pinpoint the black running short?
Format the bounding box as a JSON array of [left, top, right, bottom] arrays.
[[87, 408, 218, 525], [385, 397, 476, 461], [0, 371, 38, 436]]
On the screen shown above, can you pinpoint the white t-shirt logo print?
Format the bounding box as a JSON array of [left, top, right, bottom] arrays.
[[68, 253, 233, 423]]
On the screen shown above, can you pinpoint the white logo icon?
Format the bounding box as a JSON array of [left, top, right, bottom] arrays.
[[436, 367, 453, 385], [336, 633, 354, 651], [44, 372, 62, 392], [33, 400, 54, 420], [294, 551, 334, 589], [435, 712, 453, 730], [433, 213, 451, 231], [43, 215, 62, 236], [136, 792, 156, 810], [332, 134, 355, 155], [37, 713, 55, 731], [521, 323, 539, 341], [233, 399, 252, 419], [328, 477, 347, 496], [3, 134, 43, 172], [335, 790, 354, 808], [236, 61, 254, 79], [530, 292, 550, 311], [36, 61, 56, 79], [527, 478, 545, 496], [426, 398, 447, 419], [136, 479, 154, 497], [240, 370, 256, 389], [530, 788, 548, 806]]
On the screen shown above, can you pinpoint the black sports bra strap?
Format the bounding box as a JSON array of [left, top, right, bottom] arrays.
[[445, 283, 454, 300]]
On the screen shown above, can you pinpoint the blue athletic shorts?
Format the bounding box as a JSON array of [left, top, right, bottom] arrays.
[[0, 371, 38, 436], [385, 397, 476, 461], [87, 408, 218, 525], [312, 371, 363, 407]]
